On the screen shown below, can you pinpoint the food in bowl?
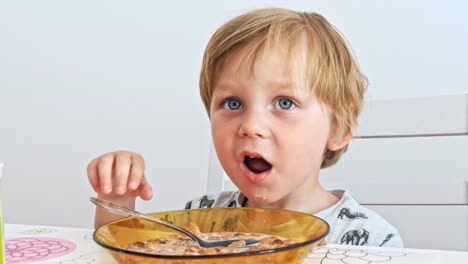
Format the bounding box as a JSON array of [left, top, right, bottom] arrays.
[[125, 222, 297, 255], [93, 207, 329, 264]]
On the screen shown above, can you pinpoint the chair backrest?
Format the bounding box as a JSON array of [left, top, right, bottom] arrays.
[[322, 94, 468, 204]]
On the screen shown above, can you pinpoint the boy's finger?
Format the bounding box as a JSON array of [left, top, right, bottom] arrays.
[[97, 153, 114, 194], [139, 177, 153, 201], [87, 158, 100, 193], [128, 153, 145, 190], [114, 152, 131, 194]]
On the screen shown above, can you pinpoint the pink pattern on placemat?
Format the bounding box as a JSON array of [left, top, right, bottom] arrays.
[[6, 237, 77, 263]]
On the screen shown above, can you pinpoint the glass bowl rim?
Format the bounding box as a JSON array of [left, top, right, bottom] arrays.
[[92, 207, 330, 259]]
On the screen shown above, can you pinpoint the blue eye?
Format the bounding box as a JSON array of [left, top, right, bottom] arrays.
[[275, 98, 295, 110], [222, 98, 243, 110]]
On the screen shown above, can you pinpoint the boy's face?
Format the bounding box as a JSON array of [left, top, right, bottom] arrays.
[[210, 44, 335, 208]]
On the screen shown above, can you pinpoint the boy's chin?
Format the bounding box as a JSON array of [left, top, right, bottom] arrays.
[[243, 190, 277, 207], [248, 193, 268, 204]]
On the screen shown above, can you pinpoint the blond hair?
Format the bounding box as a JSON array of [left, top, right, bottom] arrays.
[[200, 8, 367, 168]]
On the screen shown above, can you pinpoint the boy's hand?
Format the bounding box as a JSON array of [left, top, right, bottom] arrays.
[[87, 150, 153, 201]]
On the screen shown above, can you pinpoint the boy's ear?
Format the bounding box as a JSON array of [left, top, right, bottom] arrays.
[[326, 131, 352, 151]]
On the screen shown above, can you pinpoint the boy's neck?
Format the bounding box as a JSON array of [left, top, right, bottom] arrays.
[[245, 185, 339, 215]]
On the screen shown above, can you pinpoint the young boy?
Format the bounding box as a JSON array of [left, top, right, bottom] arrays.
[[87, 7, 403, 247]]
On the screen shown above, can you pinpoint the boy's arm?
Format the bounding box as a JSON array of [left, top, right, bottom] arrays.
[[94, 195, 136, 228]]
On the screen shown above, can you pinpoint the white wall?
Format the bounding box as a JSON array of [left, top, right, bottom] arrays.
[[1, 0, 467, 228]]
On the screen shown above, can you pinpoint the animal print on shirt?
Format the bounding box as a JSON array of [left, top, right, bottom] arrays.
[[340, 229, 369, 245], [379, 233, 395, 247], [198, 195, 215, 208], [337, 207, 368, 220]]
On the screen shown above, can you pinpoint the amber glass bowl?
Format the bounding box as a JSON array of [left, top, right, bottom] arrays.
[[93, 207, 329, 264]]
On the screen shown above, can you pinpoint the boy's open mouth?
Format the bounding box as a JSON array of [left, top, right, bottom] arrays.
[[244, 156, 272, 174]]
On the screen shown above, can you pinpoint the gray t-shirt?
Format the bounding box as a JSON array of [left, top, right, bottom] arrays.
[[184, 190, 403, 248]]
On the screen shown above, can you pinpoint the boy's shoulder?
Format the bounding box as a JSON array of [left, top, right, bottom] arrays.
[[184, 190, 244, 209], [317, 190, 404, 248]]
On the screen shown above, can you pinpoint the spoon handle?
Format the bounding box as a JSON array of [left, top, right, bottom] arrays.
[[89, 197, 201, 244]]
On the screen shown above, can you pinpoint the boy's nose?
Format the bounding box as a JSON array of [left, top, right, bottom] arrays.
[[238, 111, 271, 139]]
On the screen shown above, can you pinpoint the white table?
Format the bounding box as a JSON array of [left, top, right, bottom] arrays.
[[4, 224, 468, 263]]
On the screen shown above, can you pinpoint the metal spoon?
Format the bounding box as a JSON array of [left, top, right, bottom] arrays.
[[90, 197, 260, 248]]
